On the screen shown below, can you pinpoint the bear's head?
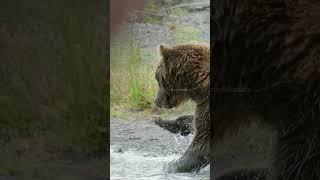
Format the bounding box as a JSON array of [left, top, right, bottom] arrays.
[[154, 43, 209, 109]]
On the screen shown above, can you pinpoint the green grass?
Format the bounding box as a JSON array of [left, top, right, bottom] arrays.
[[143, 0, 164, 24], [171, 8, 188, 17], [172, 25, 206, 43], [111, 38, 157, 111]]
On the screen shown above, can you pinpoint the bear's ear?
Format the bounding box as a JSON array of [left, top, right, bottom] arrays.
[[158, 44, 170, 59]]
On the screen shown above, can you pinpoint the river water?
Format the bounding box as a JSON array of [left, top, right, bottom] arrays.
[[110, 117, 209, 180]]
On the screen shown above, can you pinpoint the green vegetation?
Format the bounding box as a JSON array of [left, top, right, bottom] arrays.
[[143, 0, 164, 24], [111, 38, 157, 111], [173, 25, 206, 43], [142, 0, 192, 25], [171, 7, 188, 17]]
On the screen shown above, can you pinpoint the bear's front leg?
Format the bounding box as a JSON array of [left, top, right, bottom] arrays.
[[153, 115, 194, 136], [166, 132, 209, 173], [165, 103, 210, 173]]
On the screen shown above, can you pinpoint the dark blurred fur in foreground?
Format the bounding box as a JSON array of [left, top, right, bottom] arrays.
[[212, 0, 320, 179]]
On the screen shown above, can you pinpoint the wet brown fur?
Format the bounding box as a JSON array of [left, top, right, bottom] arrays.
[[155, 43, 210, 107], [154, 43, 210, 173], [154, 115, 194, 136], [213, 0, 320, 179]]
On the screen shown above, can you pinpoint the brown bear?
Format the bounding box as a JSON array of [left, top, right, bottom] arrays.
[[212, 0, 320, 179], [154, 43, 210, 173]]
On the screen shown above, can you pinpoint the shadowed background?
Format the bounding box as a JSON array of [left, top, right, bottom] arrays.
[[1, 1, 107, 179]]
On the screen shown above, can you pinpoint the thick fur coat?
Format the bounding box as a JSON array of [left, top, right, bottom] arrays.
[[213, 0, 320, 179], [154, 43, 210, 173]]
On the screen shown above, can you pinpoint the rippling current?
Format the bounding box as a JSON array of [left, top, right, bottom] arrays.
[[110, 146, 209, 180], [110, 118, 209, 180]]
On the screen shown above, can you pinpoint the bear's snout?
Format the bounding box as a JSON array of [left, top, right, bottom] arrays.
[[154, 92, 172, 109]]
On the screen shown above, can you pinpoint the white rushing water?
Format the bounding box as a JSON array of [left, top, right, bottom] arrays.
[[110, 146, 209, 180], [110, 118, 210, 180]]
